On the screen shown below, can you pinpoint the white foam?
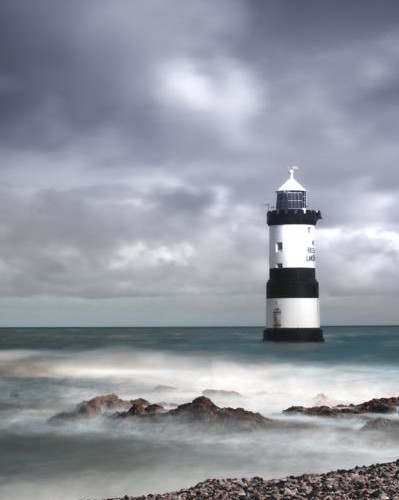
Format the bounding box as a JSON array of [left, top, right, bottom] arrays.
[[1, 346, 398, 499]]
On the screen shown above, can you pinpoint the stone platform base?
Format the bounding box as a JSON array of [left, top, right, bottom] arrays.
[[263, 327, 324, 342]]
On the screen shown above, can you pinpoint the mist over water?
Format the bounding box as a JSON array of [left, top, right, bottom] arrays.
[[1, 326, 398, 499]]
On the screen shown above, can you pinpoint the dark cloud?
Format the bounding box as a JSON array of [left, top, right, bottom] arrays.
[[245, 0, 399, 51], [0, 0, 247, 162]]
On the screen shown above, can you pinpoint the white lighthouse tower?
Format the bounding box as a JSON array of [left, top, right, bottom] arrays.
[[263, 167, 323, 342]]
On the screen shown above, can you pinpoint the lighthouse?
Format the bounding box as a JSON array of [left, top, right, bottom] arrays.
[[263, 167, 323, 342]]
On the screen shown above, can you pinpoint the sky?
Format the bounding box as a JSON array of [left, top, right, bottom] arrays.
[[0, 0, 399, 326]]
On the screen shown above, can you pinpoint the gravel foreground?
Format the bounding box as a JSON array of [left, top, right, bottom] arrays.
[[96, 460, 399, 500]]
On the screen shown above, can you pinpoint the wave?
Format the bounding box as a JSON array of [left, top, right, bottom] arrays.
[[1, 345, 398, 499], [1, 347, 398, 410]]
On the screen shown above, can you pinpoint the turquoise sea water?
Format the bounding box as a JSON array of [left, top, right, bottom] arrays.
[[0, 326, 398, 499]]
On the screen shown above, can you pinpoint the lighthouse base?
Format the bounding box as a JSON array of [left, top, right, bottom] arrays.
[[263, 327, 324, 342]]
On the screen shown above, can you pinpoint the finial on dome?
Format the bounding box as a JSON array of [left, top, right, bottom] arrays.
[[277, 166, 306, 192]]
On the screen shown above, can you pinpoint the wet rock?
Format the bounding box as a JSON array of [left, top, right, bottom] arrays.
[[167, 396, 272, 431], [76, 394, 133, 416], [155, 401, 178, 409], [117, 399, 166, 418], [283, 405, 355, 417], [119, 396, 270, 431], [126, 399, 151, 415], [50, 394, 273, 432], [170, 395, 218, 414], [284, 396, 399, 417], [362, 417, 399, 431], [48, 393, 133, 423], [356, 398, 398, 414], [145, 403, 165, 414]]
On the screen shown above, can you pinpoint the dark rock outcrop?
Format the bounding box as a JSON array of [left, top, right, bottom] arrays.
[[118, 400, 166, 417], [118, 396, 273, 431], [357, 397, 399, 414], [145, 403, 165, 414], [49, 394, 273, 431], [126, 399, 151, 415], [284, 405, 357, 417], [166, 396, 272, 431], [284, 396, 399, 417], [49, 393, 137, 423]]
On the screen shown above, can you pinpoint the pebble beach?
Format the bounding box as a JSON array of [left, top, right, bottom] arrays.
[[100, 460, 399, 500]]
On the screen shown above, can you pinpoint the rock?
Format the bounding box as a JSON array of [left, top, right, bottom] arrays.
[[48, 393, 134, 423], [76, 394, 133, 416], [356, 398, 398, 414], [155, 401, 178, 409], [283, 405, 354, 417], [118, 400, 166, 418], [167, 396, 273, 431], [362, 417, 399, 431], [145, 403, 165, 414], [171, 395, 218, 413], [126, 399, 151, 415], [283, 396, 399, 417], [51, 394, 274, 432]]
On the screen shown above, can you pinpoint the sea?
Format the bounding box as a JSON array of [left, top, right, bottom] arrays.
[[0, 326, 398, 500]]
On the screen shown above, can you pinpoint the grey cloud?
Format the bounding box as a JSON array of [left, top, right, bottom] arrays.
[[0, 0, 397, 185], [0, 0, 247, 163], [318, 228, 399, 300], [0, 182, 234, 297], [243, 0, 399, 55], [155, 186, 215, 215], [0, 0, 398, 323]]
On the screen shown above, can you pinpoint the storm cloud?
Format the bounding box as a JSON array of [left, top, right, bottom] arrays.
[[0, 0, 399, 325]]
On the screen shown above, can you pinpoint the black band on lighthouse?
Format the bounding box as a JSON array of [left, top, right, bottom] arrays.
[[267, 209, 321, 226], [263, 328, 324, 342], [267, 267, 319, 299]]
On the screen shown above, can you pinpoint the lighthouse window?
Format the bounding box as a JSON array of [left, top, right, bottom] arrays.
[[276, 191, 307, 210], [276, 242, 283, 252]]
